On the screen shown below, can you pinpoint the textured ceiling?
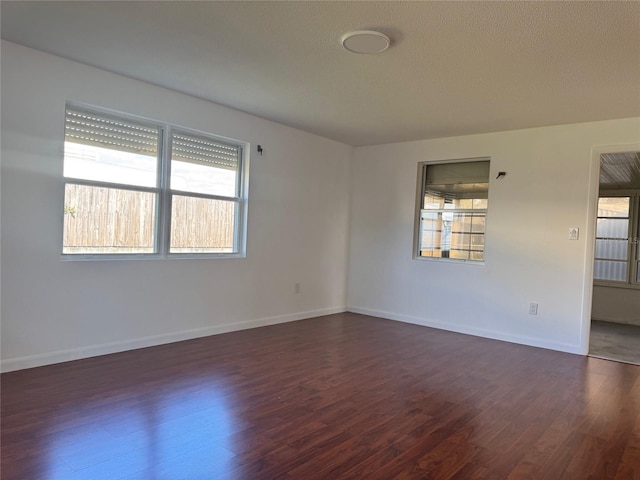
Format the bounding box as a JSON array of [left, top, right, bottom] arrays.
[[2, 1, 639, 146], [600, 152, 640, 190]]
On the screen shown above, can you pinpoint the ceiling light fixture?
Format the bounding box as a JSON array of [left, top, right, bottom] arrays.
[[341, 30, 390, 54]]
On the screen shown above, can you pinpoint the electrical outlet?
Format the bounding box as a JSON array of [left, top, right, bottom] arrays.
[[528, 302, 538, 315]]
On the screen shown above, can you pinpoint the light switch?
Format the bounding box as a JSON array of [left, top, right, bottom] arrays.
[[569, 227, 579, 240]]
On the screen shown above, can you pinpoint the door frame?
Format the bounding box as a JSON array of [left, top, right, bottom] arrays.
[[580, 143, 640, 354]]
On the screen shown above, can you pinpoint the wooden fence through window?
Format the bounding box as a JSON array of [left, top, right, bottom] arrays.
[[63, 184, 234, 253]]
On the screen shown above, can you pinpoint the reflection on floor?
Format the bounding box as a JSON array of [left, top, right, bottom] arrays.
[[590, 320, 640, 365]]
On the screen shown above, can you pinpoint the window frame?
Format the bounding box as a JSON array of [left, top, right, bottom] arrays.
[[61, 104, 249, 261], [413, 157, 490, 264], [593, 190, 640, 289]]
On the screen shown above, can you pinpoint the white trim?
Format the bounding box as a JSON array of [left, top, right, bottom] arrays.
[[0, 306, 346, 373], [348, 306, 581, 355]]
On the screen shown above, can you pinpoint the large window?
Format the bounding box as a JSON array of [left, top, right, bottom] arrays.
[[594, 195, 640, 285], [416, 159, 490, 262], [62, 106, 247, 257]]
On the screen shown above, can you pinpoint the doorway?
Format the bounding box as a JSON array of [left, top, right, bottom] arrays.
[[589, 150, 640, 365]]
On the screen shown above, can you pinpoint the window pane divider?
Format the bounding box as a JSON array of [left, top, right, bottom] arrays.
[[170, 189, 240, 202], [630, 195, 640, 284], [421, 208, 487, 214], [158, 125, 171, 255], [64, 177, 160, 194]]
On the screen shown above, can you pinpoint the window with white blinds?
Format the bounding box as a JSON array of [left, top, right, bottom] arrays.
[[62, 105, 247, 257], [594, 195, 640, 285], [415, 158, 490, 262], [65, 108, 159, 155]]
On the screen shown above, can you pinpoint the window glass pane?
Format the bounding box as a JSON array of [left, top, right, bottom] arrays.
[[450, 249, 469, 260], [451, 214, 486, 233], [593, 260, 627, 282], [470, 215, 486, 233], [472, 198, 488, 209], [64, 109, 158, 187], [420, 249, 441, 258], [451, 216, 468, 233], [419, 211, 441, 257], [419, 211, 485, 260], [171, 132, 239, 197], [420, 212, 440, 230], [423, 193, 488, 210], [64, 140, 158, 188], [450, 233, 469, 250], [596, 218, 629, 239], [170, 196, 236, 253], [424, 186, 488, 208], [423, 193, 444, 209], [470, 251, 484, 261], [597, 197, 629, 218], [595, 239, 628, 260], [470, 233, 485, 248], [63, 184, 156, 254]]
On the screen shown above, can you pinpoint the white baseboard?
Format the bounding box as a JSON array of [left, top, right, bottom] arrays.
[[1, 306, 346, 373], [347, 306, 581, 355]]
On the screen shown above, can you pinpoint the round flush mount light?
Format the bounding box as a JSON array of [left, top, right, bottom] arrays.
[[341, 30, 390, 54]]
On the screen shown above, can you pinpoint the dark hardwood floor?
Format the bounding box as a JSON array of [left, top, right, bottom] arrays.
[[2, 312, 639, 479]]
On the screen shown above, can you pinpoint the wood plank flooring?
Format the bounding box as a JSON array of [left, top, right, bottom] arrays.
[[2, 312, 639, 479]]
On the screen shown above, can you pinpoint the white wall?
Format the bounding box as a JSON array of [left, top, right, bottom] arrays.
[[3, 41, 639, 373], [0, 41, 352, 372], [348, 118, 640, 354], [592, 286, 640, 326]]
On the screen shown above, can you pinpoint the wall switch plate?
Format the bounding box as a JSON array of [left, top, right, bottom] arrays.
[[569, 227, 579, 240], [529, 302, 538, 315]]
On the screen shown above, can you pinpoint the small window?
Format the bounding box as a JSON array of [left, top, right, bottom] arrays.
[[594, 195, 639, 285], [62, 106, 247, 258], [416, 159, 490, 262]]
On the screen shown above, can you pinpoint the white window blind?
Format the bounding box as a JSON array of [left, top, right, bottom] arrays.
[[172, 132, 240, 170], [425, 161, 490, 201], [425, 161, 491, 187], [65, 107, 159, 156]]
